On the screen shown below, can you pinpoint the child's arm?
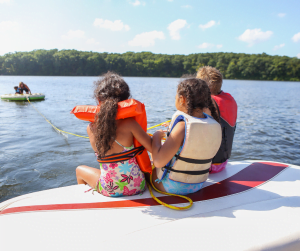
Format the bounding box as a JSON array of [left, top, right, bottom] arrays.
[[152, 121, 185, 168], [129, 119, 152, 153]]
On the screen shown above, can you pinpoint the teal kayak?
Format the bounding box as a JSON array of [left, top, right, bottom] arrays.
[[1, 93, 45, 101]]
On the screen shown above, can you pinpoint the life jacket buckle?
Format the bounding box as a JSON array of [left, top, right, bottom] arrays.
[[162, 165, 171, 174]]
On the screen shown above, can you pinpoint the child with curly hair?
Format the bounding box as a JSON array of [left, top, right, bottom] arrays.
[[151, 78, 221, 195], [76, 72, 152, 197]]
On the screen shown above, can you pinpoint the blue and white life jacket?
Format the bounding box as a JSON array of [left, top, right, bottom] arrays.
[[156, 110, 222, 184]]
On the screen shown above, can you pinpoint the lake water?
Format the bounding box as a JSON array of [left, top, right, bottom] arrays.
[[0, 76, 300, 203]]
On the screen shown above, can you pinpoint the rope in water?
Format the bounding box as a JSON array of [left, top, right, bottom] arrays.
[[26, 98, 89, 138], [26, 98, 170, 138]]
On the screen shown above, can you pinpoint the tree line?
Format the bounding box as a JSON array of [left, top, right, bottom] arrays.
[[0, 49, 299, 81]]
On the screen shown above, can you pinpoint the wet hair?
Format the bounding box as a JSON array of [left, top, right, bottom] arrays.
[[177, 78, 219, 122], [93, 71, 131, 157], [196, 66, 223, 95]]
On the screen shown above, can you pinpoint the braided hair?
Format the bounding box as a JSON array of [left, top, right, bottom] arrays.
[[93, 72, 131, 157], [177, 78, 219, 122]]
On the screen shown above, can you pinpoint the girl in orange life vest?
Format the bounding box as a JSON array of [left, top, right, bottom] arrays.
[[151, 78, 221, 195], [76, 72, 152, 197]]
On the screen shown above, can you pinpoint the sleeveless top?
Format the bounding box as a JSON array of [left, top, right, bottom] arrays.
[[96, 140, 146, 197]]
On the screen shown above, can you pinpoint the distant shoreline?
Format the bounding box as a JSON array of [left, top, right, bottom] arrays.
[[1, 49, 299, 81], [1, 75, 299, 83]]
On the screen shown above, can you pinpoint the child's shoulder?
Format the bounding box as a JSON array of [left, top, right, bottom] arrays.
[[171, 120, 185, 133], [118, 117, 137, 127]]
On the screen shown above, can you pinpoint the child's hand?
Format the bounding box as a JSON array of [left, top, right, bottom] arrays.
[[154, 129, 166, 139], [161, 122, 170, 127]]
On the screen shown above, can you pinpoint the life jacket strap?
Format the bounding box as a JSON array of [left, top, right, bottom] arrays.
[[97, 146, 144, 163], [162, 166, 211, 175], [175, 154, 213, 164], [161, 154, 212, 175]]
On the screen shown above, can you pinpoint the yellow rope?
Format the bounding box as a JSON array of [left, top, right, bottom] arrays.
[[147, 165, 193, 210], [26, 98, 89, 139], [147, 120, 171, 130]]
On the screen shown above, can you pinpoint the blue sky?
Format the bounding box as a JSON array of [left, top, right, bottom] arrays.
[[0, 0, 299, 58]]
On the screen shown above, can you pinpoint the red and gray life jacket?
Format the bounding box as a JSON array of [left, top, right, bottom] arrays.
[[212, 91, 237, 164]]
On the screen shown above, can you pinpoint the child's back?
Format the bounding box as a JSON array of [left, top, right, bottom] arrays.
[[151, 78, 222, 195], [76, 72, 152, 197]]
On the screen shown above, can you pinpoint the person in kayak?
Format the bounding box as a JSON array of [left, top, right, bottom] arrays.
[[19, 82, 31, 94], [76, 72, 152, 197], [151, 78, 222, 195], [14, 86, 21, 94], [197, 66, 238, 173]]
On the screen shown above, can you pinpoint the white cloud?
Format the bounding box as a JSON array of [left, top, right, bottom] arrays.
[[94, 18, 130, 31], [86, 38, 100, 45], [62, 30, 85, 40], [297, 53, 300, 59], [128, 31, 165, 47], [292, 32, 300, 43], [199, 20, 219, 30], [278, 13, 286, 18], [216, 44, 223, 48], [128, 0, 145, 6], [168, 19, 187, 40], [238, 28, 273, 46], [273, 43, 285, 51], [0, 21, 18, 32], [0, 0, 11, 3], [181, 5, 192, 8]]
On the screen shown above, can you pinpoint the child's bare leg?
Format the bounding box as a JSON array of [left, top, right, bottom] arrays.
[[76, 165, 101, 188]]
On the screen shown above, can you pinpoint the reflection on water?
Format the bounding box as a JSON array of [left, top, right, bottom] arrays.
[[0, 76, 300, 202]]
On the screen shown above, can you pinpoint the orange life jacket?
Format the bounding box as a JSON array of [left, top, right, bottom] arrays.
[[70, 99, 152, 173]]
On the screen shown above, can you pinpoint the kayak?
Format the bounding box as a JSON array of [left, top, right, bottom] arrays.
[[0, 93, 45, 101], [0, 160, 299, 251]]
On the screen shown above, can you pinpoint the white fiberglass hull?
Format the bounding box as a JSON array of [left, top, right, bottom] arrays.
[[0, 160, 299, 251]]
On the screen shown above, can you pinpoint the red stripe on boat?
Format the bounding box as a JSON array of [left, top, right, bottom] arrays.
[[0, 162, 288, 215]]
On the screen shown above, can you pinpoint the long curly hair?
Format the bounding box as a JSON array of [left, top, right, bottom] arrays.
[[177, 78, 219, 122], [93, 72, 131, 157]]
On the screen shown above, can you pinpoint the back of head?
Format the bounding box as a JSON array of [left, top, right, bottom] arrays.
[[94, 72, 131, 157], [177, 78, 219, 122], [94, 72, 130, 103], [196, 66, 223, 95]]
